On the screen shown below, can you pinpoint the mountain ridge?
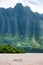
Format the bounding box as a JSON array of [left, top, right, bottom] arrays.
[[0, 3, 43, 52], [0, 3, 43, 39]]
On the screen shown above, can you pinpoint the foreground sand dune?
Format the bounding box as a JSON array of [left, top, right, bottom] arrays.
[[0, 53, 43, 65]]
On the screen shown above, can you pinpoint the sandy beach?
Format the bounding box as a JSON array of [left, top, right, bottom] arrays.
[[0, 53, 43, 65]]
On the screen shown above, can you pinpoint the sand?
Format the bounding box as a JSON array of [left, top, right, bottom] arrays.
[[0, 53, 43, 65]]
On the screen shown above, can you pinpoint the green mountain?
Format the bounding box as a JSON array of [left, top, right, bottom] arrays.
[[0, 3, 43, 53]]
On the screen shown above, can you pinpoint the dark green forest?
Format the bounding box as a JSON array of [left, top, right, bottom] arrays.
[[0, 3, 43, 53]]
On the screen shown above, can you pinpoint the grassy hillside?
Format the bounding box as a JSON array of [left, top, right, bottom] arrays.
[[0, 35, 43, 53], [0, 45, 25, 53]]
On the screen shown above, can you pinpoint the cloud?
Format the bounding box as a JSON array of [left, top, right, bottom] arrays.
[[29, 1, 37, 5], [0, 0, 37, 7], [29, 0, 38, 5], [0, 0, 19, 8], [39, 0, 43, 3], [37, 0, 43, 9]]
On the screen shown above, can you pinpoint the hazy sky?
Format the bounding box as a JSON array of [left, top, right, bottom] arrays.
[[0, 0, 43, 14]]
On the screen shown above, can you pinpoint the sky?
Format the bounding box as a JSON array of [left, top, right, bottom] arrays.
[[0, 0, 43, 14]]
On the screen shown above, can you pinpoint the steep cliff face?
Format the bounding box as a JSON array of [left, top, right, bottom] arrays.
[[0, 3, 43, 40], [0, 3, 43, 52]]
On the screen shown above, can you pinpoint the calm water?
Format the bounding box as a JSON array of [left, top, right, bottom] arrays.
[[0, 53, 43, 65]]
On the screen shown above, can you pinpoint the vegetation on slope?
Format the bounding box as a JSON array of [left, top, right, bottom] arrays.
[[0, 45, 25, 53], [0, 35, 43, 53]]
